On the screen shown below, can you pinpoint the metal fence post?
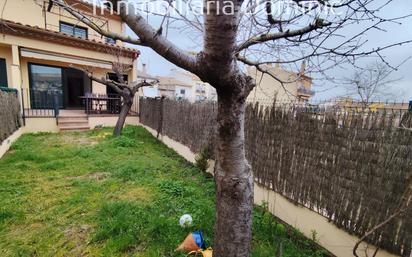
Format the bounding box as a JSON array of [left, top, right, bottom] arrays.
[[156, 96, 165, 138], [20, 89, 26, 126], [53, 91, 60, 118]]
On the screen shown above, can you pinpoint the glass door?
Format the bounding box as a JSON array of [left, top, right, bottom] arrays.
[[29, 63, 64, 109]]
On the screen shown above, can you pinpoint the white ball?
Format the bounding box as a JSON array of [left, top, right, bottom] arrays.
[[179, 214, 193, 227]]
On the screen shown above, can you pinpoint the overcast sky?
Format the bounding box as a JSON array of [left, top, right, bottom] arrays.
[[126, 0, 412, 102]]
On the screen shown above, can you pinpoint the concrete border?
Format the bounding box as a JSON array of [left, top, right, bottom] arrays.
[[0, 127, 24, 158]]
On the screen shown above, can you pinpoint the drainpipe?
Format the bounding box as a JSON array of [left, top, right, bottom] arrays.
[[53, 91, 60, 120]]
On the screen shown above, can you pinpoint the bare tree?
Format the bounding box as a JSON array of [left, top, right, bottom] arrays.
[[48, 0, 412, 256], [85, 72, 155, 136], [74, 48, 157, 136], [344, 62, 401, 108]]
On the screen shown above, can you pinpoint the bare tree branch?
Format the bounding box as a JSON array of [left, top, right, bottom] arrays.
[[237, 18, 332, 52], [343, 62, 402, 105], [117, 1, 200, 75]]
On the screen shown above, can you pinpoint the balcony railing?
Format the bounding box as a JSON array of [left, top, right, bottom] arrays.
[[83, 93, 121, 115], [21, 89, 139, 118], [21, 89, 59, 118]]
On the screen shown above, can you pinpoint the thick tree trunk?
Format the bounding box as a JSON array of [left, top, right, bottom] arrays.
[[113, 99, 132, 137], [213, 92, 253, 257]]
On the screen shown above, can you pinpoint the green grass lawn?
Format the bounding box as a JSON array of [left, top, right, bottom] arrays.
[[0, 126, 328, 257]]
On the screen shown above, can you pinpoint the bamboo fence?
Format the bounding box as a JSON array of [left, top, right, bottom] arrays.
[[140, 98, 412, 257], [0, 91, 22, 144]]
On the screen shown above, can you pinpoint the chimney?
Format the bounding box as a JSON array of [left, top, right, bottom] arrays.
[[300, 60, 306, 75], [142, 63, 147, 76]]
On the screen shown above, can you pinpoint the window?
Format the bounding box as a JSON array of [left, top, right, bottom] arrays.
[[196, 83, 205, 93], [29, 63, 63, 109], [0, 58, 8, 87], [106, 37, 116, 44], [180, 89, 186, 95], [196, 95, 205, 102], [59, 22, 88, 39]]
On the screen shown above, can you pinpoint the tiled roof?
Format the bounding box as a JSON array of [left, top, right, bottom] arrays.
[[68, 0, 110, 10], [0, 19, 140, 59]]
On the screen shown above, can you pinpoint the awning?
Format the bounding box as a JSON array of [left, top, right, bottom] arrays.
[[20, 48, 113, 69]]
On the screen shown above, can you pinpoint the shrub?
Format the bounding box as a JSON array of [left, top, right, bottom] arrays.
[[159, 181, 188, 197], [195, 145, 211, 172], [111, 136, 137, 148], [114, 164, 145, 182]]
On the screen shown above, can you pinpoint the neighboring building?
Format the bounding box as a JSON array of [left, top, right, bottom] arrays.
[[157, 76, 193, 101], [138, 64, 160, 98], [322, 97, 410, 113], [247, 62, 314, 105], [0, 0, 139, 130], [155, 68, 217, 102], [193, 79, 217, 102], [141, 64, 309, 104]]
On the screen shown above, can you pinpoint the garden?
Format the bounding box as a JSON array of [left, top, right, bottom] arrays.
[[0, 126, 327, 257]]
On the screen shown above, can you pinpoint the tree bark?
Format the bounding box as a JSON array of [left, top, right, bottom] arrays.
[[213, 91, 254, 257], [113, 97, 132, 137]]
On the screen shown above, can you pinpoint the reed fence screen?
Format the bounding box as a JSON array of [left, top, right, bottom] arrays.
[[0, 91, 22, 144], [139, 98, 412, 257]]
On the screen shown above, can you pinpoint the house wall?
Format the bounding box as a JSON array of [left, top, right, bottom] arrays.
[[175, 85, 193, 101], [158, 88, 175, 99], [204, 83, 217, 101], [88, 116, 139, 128], [247, 65, 304, 104], [165, 69, 217, 102], [0, 44, 12, 87], [0, 0, 137, 101], [194, 81, 217, 102], [25, 118, 60, 133], [0, 33, 135, 109], [0, 0, 123, 45]]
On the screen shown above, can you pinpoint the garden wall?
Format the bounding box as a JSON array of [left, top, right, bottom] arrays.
[[0, 91, 23, 158], [139, 98, 412, 257], [0, 91, 22, 142]]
